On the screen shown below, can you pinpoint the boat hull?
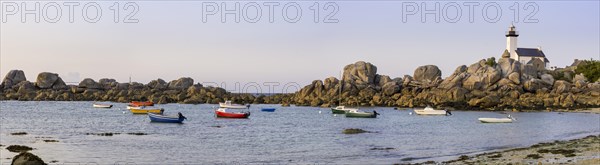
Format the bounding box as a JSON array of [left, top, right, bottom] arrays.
[[215, 110, 250, 118], [130, 101, 154, 106], [331, 108, 347, 114], [93, 104, 113, 108], [261, 108, 276, 112], [130, 108, 163, 114], [478, 118, 513, 123], [414, 110, 447, 115], [345, 112, 377, 118], [148, 113, 184, 123]]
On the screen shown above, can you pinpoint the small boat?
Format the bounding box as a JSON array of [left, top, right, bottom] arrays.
[[261, 108, 276, 112], [331, 106, 358, 114], [215, 108, 250, 118], [219, 100, 250, 109], [92, 103, 113, 108], [130, 101, 154, 107], [148, 112, 186, 123], [126, 105, 139, 110], [127, 104, 155, 110], [414, 106, 451, 115], [130, 107, 164, 114], [479, 115, 516, 123], [345, 110, 379, 118]]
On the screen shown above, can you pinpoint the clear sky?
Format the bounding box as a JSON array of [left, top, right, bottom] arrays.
[[1, 1, 599, 93]]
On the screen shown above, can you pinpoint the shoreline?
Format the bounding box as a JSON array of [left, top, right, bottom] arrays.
[[2, 100, 600, 113], [434, 134, 600, 165]]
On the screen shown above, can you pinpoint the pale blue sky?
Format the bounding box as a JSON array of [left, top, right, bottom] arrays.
[[1, 1, 599, 93]]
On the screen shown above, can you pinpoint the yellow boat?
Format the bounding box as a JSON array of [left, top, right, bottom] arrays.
[[129, 108, 164, 114]]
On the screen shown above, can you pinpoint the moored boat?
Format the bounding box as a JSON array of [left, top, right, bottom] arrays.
[[414, 106, 451, 115], [126, 105, 139, 110], [215, 108, 250, 118], [219, 100, 250, 109], [479, 115, 516, 123], [148, 112, 186, 123], [130, 101, 154, 107], [93, 103, 113, 108], [130, 107, 164, 114], [331, 106, 358, 114], [345, 110, 379, 118], [261, 108, 276, 112]]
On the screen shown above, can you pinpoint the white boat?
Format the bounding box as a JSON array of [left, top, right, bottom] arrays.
[[126, 105, 143, 110], [219, 100, 249, 109], [331, 106, 359, 114], [92, 103, 113, 108], [414, 106, 450, 115], [127, 105, 153, 110], [479, 115, 516, 123]]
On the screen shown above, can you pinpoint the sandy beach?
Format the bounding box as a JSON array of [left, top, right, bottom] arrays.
[[442, 135, 600, 164]]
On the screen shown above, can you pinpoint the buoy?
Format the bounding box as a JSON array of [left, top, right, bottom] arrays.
[[409, 112, 413, 115], [318, 111, 322, 114], [334, 114, 337, 117], [122, 111, 126, 114]]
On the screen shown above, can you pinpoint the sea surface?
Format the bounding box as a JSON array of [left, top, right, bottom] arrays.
[[1, 101, 599, 164]]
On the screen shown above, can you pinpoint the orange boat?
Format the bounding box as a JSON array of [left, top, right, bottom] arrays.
[[130, 101, 154, 106]]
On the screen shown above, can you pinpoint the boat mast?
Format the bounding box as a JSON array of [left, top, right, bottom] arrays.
[[339, 70, 342, 106]]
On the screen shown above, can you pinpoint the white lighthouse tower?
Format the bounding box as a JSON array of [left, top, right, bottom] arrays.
[[506, 24, 519, 60]]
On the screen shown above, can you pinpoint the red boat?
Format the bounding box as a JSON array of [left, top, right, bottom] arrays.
[[215, 108, 250, 118], [130, 101, 154, 106]]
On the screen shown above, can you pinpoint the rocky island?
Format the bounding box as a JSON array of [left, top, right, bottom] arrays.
[[1, 57, 599, 111]]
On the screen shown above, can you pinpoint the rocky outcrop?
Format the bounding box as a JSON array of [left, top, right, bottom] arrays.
[[148, 79, 168, 90], [524, 79, 548, 92], [497, 58, 521, 77], [289, 59, 600, 110], [99, 78, 117, 89], [17, 81, 36, 94], [34, 72, 68, 90], [168, 77, 193, 90], [11, 152, 46, 165], [382, 82, 400, 96], [343, 61, 377, 85], [413, 65, 441, 83], [2, 58, 599, 110], [35, 72, 59, 89], [79, 78, 101, 89], [1, 70, 26, 89], [438, 65, 467, 89], [553, 80, 572, 94], [462, 60, 502, 91], [0, 72, 265, 104], [540, 74, 555, 86]]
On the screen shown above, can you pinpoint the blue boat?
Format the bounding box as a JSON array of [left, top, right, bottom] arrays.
[[261, 108, 276, 112], [148, 112, 187, 123]]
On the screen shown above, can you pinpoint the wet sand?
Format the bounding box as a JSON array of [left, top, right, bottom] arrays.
[[443, 135, 600, 165]]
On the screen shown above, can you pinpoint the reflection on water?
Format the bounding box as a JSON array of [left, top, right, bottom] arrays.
[[1, 101, 599, 164]]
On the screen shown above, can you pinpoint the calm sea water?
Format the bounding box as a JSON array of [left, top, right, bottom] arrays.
[[1, 101, 599, 164]]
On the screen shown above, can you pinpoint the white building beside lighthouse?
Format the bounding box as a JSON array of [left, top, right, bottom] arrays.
[[504, 24, 550, 70]]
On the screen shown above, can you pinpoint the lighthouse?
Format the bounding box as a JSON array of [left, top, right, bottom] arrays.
[[506, 24, 519, 60], [501, 24, 550, 70]]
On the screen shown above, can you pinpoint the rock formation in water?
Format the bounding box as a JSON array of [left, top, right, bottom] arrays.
[[289, 57, 600, 110], [0, 72, 283, 105], [1, 57, 598, 110], [11, 152, 46, 165]]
